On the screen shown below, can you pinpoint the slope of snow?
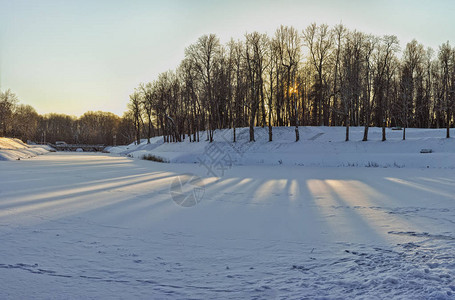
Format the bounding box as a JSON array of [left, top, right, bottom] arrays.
[[0, 138, 51, 161], [0, 153, 454, 299], [106, 126, 455, 169]]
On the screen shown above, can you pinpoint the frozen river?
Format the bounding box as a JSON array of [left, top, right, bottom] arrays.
[[0, 153, 454, 299]]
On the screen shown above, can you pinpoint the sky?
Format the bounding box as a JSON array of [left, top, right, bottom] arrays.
[[1, 0, 454, 117]]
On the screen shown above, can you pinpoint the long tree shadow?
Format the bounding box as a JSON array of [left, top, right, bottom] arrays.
[[0, 172, 177, 217]]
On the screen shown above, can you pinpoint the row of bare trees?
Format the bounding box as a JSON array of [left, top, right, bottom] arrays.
[[0, 89, 134, 145], [2, 24, 453, 146], [129, 24, 455, 144]]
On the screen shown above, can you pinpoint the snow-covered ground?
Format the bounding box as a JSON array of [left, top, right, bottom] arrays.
[[106, 126, 455, 170], [0, 138, 52, 161], [0, 151, 454, 299]]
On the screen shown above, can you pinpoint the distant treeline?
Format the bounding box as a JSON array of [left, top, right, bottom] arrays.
[[128, 23, 455, 143], [0, 89, 135, 145], [2, 24, 454, 145]]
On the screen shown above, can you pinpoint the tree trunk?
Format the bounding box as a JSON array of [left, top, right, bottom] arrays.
[[249, 117, 255, 142], [249, 107, 257, 142], [268, 105, 272, 142], [294, 94, 299, 142], [345, 113, 350, 142], [362, 124, 369, 142], [382, 119, 386, 141], [261, 81, 266, 128], [269, 71, 273, 142], [147, 114, 152, 144], [318, 73, 323, 126], [269, 123, 272, 142], [136, 122, 141, 145]]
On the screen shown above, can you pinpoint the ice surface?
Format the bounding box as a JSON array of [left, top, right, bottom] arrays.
[[0, 150, 454, 299]]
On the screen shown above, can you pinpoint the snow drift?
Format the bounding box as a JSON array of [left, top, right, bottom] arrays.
[[0, 137, 53, 161]]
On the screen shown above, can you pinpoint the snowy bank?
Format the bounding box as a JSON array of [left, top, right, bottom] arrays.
[[105, 126, 455, 169], [0, 137, 52, 161]]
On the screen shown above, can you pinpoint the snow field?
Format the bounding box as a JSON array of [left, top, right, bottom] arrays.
[[0, 152, 454, 299], [106, 126, 455, 169]]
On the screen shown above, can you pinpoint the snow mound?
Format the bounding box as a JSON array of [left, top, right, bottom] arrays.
[[0, 137, 51, 161], [105, 126, 455, 169]]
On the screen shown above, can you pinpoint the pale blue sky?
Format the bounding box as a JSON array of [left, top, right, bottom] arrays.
[[1, 0, 454, 116]]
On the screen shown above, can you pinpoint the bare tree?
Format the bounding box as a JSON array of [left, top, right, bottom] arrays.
[[118, 111, 136, 144], [276, 25, 301, 141], [438, 42, 453, 138], [377, 36, 400, 141], [11, 104, 39, 141], [244, 32, 268, 141], [139, 82, 155, 144], [400, 40, 425, 140], [266, 38, 279, 141], [0, 89, 18, 136], [362, 35, 377, 141], [128, 91, 143, 145], [340, 31, 364, 141], [185, 34, 221, 142], [330, 24, 346, 126], [303, 23, 333, 126]]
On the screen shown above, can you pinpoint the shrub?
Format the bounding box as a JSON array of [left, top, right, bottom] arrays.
[[142, 154, 168, 163], [365, 161, 379, 168]]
